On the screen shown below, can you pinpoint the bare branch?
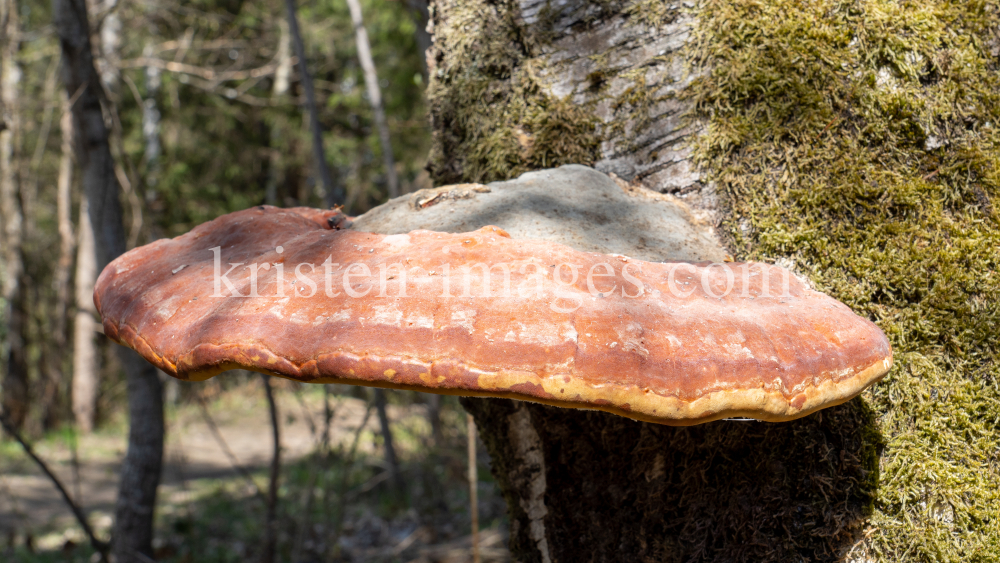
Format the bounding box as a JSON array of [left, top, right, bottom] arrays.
[[0, 412, 109, 560], [118, 56, 283, 83]]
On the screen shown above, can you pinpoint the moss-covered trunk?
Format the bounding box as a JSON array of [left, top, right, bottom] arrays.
[[429, 0, 1000, 561]]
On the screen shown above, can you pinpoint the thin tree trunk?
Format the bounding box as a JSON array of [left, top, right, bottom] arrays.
[[373, 388, 403, 494], [72, 196, 98, 432], [96, 0, 119, 95], [406, 0, 431, 77], [467, 413, 480, 563], [283, 0, 343, 206], [0, 0, 28, 432], [345, 0, 399, 198], [54, 1, 164, 561], [265, 20, 291, 207], [260, 375, 281, 563], [141, 44, 160, 201], [48, 91, 77, 432], [54, 93, 75, 378]]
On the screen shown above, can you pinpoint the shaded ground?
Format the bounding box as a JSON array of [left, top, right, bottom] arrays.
[[0, 380, 509, 562]]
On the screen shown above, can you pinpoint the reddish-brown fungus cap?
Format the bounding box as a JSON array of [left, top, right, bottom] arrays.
[[95, 206, 892, 425]]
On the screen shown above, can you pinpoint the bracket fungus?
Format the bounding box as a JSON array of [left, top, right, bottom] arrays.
[[95, 205, 891, 425]]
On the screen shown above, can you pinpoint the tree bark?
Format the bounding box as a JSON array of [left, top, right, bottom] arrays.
[[429, 1, 874, 561], [53, 0, 164, 560], [345, 0, 400, 198], [0, 0, 28, 432], [72, 195, 99, 432], [54, 93, 76, 381], [260, 375, 281, 563]]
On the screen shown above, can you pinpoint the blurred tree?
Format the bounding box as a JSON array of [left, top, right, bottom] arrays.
[[284, 0, 342, 206], [53, 1, 164, 561], [52, 94, 75, 419], [346, 0, 399, 198], [72, 193, 98, 432], [0, 0, 28, 431], [9, 0, 431, 553]]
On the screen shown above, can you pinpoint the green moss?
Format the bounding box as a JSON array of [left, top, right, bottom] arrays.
[[625, 0, 682, 27], [427, 3, 601, 184], [689, 0, 1000, 559]]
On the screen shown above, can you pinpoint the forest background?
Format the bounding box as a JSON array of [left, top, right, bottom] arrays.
[[0, 0, 498, 561]]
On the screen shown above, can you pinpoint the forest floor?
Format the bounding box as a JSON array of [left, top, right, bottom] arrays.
[[0, 379, 509, 562]]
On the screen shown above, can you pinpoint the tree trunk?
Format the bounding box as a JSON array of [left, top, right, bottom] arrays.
[[264, 19, 291, 207], [284, 0, 343, 207], [428, 2, 874, 561], [260, 375, 281, 563], [141, 45, 160, 202], [405, 0, 431, 77], [72, 195, 99, 432], [0, 0, 28, 432], [54, 93, 76, 388], [53, 0, 164, 560], [345, 0, 400, 198]]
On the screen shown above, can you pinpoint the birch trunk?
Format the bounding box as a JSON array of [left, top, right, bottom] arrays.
[[265, 20, 291, 207], [54, 93, 76, 377], [141, 45, 160, 200], [72, 196, 98, 432], [54, 0, 164, 560], [428, 1, 872, 561], [0, 0, 28, 431], [345, 0, 400, 198]]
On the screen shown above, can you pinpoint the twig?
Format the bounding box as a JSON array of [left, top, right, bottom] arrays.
[[194, 394, 265, 501], [260, 375, 282, 563], [0, 413, 109, 560], [468, 413, 480, 563], [373, 388, 404, 495], [117, 56, 281, 83]]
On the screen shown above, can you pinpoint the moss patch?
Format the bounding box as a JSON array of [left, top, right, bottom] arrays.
[[426, 2, 602, 184], [689, 0, 1000, 559]]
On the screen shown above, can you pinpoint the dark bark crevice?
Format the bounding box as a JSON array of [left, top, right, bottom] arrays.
[[463, 396, 878, 563]]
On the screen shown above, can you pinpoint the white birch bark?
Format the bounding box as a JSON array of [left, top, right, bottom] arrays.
[[265, 20, 291, 206], [345, 0, 400, 198], [53, 92, 76, 380], [72, 196, 99, 432], [0, 0, 27, 430]]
